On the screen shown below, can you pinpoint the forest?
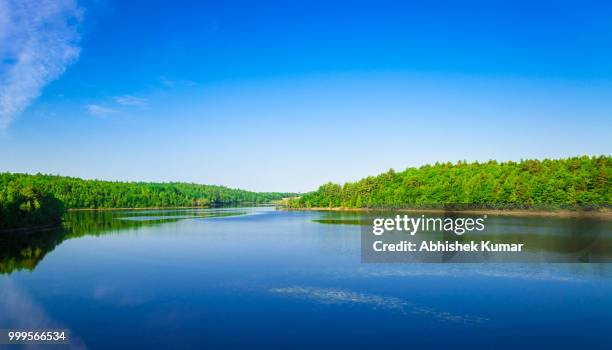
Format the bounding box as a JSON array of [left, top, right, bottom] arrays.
[[0, 181, 65, 230], [288, 155, 611, 210], [0, 173, 293, 230]]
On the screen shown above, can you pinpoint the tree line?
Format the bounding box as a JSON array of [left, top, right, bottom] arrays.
[[288, 155, 610, 209], [1, 173, 294, 229]]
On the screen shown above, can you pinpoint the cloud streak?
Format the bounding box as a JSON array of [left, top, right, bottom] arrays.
[[87, 104, 116, 117], [0, 0, 82, 129], [114, 95, 147, 107]]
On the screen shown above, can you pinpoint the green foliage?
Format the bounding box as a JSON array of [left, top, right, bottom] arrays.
[[0, 182, 64, 230], [0, 173, 294, 213], [289, 156, 611, 209]]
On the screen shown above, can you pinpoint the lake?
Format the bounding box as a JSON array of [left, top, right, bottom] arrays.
[[1, 207, 611, 349]]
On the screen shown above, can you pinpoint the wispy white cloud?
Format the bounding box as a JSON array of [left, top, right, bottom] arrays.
[[114, 94, 147, 107], [87, 104, 116, 117], [85, 94, 146, 118], [0, 0, 82, 130]]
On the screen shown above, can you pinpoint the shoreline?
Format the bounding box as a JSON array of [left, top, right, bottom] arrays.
[[283, 207, 612, 219], [68, 206, 208, 212], [67, 203, 277, 212]]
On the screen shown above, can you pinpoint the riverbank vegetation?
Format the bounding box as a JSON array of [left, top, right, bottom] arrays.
[[287, 156, 610, 210], [0, 182, 64, 231], [1, 173, 294, 210], [1, 173, 294, 230]]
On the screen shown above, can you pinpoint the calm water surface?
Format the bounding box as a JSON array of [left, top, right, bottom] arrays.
[[1, 207, 611, 349]]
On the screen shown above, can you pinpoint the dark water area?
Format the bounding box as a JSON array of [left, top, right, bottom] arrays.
[[1, 207, 611, 349]]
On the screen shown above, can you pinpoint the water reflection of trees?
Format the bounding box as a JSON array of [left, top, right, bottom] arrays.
[[0, 212, 158, 274], [1, 210, 240, 274], [0, 228, 66, 274]]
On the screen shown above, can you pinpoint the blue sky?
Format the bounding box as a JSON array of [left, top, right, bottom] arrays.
[[1, 0, 611, 192]]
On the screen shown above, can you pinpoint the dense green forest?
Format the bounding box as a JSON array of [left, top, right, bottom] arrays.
[[288, 156, 611, 209], [1, 173, 293, 209], [0, 173, 294, 230], [0, 181, 65, 230]]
